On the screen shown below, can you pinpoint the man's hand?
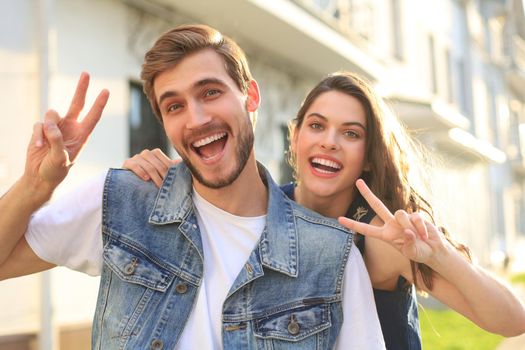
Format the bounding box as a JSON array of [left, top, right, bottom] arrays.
[[24, 72, 109, 193], [0, 72, 109, 271]]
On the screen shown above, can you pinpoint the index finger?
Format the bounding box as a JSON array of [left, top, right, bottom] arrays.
[[65, 72, 90, 120], [355, 179, 394, 222], [80, 89, 110, 136], [338, 216, 383, 238]]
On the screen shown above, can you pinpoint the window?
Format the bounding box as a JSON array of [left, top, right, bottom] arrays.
[[487, 84, 499, 147], [445, 49, 454, 103], [428, 35, 438, 95], [280, 124, 294, 184], [454, 57, 470, 117], [391, 0, 404, 60], [129, 81, 169, 157], [348, 0, 374, 40]]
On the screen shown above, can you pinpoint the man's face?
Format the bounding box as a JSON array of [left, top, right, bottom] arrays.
[[154, 49, 259, 189]]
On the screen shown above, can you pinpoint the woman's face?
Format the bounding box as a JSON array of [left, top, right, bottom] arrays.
[[292, 90, 369, 203]]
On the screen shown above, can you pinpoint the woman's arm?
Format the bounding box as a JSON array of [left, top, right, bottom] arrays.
[[339, 179, 525, 337]]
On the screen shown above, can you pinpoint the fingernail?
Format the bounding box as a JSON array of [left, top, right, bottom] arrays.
[[35, 139, 43, 147]]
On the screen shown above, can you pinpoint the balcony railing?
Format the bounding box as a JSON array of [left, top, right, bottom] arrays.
[[292, 0, 375, 43]]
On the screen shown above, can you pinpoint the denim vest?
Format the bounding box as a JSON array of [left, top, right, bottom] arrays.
[[92, 164, 353, 349], [281, 183, 422, 350]]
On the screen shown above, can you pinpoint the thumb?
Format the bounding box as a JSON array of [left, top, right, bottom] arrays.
[[43, 121, 68, 164]]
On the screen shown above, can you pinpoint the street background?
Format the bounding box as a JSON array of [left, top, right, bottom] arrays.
[[0, 0, 525, 349]]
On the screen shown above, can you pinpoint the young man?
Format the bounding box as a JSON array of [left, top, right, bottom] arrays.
[[0, 25, 385, 349]]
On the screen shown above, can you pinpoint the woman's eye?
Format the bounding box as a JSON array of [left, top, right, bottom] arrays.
[[344, 130, 359, 138], [310, 122, 323, 130]]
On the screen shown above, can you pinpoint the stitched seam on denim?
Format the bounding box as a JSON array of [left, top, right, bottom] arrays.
[[103, 231, 200, 286], [94, 270, 112, 350], [119, 287, 154, 347], [335, 232, 353, 293], [252, 304, 332, 341], [223, 298, 339, 322], [149, 167, 176, 222]]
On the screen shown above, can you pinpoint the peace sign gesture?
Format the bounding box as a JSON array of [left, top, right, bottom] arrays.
[[25, 72, 109, 190], [338, 179, 444, 264]]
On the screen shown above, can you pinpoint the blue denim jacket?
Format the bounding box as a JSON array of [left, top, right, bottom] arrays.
[[92, 164, 353, 349], [281, 183, 422, 350]]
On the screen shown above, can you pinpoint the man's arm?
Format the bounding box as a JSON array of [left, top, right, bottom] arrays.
[[0, 73, 109, 277]]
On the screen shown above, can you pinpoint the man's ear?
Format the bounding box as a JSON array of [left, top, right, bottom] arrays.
[[246, 80, 261, 112]]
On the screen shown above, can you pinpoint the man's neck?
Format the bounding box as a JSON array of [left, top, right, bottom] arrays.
[[193, 158, 268, 217]]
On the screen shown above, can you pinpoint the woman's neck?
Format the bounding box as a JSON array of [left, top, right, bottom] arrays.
[[294, 185, 354, 219]]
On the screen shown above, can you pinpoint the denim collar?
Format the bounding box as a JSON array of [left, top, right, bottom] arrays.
[[148, 162, 298, 277]]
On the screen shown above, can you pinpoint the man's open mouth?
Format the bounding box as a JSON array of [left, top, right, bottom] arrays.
[[310, 157, 342, 174], [192, 132, 228, 160]]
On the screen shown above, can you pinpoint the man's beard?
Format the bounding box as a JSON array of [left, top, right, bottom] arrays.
[[181, 115, 254, 189]]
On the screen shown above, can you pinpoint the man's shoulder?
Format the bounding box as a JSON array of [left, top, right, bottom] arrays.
[[105, 168, 159, 192], [267, 180, 351, 236], [286, 198, 352, 236]]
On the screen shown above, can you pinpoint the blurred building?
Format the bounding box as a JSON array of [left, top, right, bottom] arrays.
[[0, 0, 524, 348]]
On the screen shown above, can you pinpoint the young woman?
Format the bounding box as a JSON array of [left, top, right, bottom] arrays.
[[124, 72, 525, 348]]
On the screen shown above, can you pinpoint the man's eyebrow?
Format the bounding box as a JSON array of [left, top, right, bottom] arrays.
[[307, 113, 367, 131], [158, 91, 177, 107], [194, 77, 227, 88], [158, 78, 228, 106]]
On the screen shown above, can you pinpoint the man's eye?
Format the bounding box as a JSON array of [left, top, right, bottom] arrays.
[[205, 89, 221, 97], [167, 104, 182, 113]]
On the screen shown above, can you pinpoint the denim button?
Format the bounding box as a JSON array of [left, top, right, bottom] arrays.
[[288, 315, 300, 335], [123, 263, 135, 275], [175, 283, 187, 294], [192, 224, 197, 229], [150, 339, 163, 349], [123, 258, 138, 275]]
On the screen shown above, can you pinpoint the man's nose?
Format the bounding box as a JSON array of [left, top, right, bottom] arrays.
[[186, 103, 212, 129]]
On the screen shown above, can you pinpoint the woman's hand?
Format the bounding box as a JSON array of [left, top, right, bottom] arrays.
[[338, 179, 445, 264], [123, 148, 180, 187]]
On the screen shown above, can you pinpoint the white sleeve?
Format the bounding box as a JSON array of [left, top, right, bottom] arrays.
[[334, 246, 386, 350], [25, 171, 106, 276]]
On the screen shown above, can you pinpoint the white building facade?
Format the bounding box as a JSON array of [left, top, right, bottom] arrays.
[[0, 0, 524, 348]]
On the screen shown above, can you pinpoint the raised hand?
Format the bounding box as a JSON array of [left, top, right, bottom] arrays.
[[123, 148, 180, 187], [338, 179, 443, 263], [25, 73, 109, 190]]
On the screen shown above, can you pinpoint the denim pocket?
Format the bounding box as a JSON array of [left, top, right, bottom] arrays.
[[254, 303, 331, 349], [103, 240, 176, 292]]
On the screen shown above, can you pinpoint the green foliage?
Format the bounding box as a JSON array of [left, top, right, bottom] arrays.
[[420, 308, 504, 350], [511, 272, 525, 286]]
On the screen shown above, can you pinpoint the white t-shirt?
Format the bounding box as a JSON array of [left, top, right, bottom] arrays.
[[25, 172, 385, 349]]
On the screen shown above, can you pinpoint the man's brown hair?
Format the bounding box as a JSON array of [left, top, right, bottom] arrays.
[[141, 24, 253, 122]]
